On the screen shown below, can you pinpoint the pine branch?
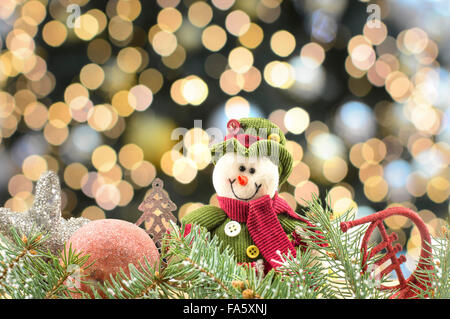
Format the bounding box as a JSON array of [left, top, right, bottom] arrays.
[[182, 256, 231, 294], [407, 224, 449, 299], [0, 200, 446, 299], [0, 231, 43, 288], [96, 259, 170, 299], [56, 210, 450, 300], [96, 222, 257, 299], [0, 248, 27, 288], [297, 194, 396, 299], [162, 222, 247, 298], [44, 244, 93, 299], [274, 248, 335, 299], [0, 228, 92, 299]]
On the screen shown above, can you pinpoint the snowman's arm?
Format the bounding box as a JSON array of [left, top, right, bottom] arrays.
[[278, 214, 312, 245], [181, 205, 227, 232], [278, 214, 327, 248], [278, 214, 305, 234]]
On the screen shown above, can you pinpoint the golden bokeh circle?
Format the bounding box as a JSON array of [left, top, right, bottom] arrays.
[[188, 2, 213, 28], [202, 25, 227, 52], [64, 163, 88, 190], [80, 63, 105, 89], [92, 145, 117, 172], [22, 155, 48, 181], [270, 30, 296, 57], [119, 143, 144, 170], [81, 206, 106, 220], [295, 181, 320, 206], [42, 20, 67, 47], [158, 7, 182, 32]]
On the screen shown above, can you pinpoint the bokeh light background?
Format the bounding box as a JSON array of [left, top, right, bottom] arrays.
[[0, 0, 449, 276]]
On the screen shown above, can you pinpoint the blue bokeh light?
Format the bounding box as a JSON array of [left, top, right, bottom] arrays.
[[384, 160, 411, 188], [335, 101, 376, 143]]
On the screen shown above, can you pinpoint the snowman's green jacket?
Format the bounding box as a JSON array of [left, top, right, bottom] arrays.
[[181, 205, 306, 264]]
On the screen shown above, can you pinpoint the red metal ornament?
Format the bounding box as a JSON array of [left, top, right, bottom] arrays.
[[340, 206, 433, 299]]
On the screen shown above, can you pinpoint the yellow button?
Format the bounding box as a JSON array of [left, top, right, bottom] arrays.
[[268, 133, 280, 143], [246, 245, 259, 259]]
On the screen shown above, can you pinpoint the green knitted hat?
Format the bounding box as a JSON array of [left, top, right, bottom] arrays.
[[210, 118, 293, 186]]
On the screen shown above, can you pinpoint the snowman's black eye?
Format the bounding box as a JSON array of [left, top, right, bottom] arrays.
[[249, 168, 256, 174], [239, 165, 246, 172]]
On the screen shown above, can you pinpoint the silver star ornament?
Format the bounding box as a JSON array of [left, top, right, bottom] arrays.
[[0, 171, 90, 255]]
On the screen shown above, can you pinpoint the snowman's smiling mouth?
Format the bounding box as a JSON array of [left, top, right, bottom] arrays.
[[229, 179, 262, 201]]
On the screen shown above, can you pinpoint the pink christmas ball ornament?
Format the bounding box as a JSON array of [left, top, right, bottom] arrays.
[[64, 219, 160, 298]]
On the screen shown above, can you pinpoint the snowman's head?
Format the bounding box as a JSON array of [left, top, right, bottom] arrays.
[[212, 153, 279, 201]]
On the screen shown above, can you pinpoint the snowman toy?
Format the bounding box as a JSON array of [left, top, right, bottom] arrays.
[[182, 118, 321, 273]]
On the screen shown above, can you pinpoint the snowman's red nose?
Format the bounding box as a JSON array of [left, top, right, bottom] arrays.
[[237, 175, 248, 186]]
